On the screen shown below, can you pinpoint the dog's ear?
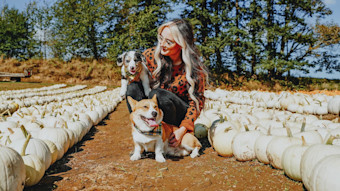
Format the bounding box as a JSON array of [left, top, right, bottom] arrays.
[[135, 51, 147, 64], [117, 52, 126, 66], [151, 94, 157, 104], [127, 96, 137, 111]]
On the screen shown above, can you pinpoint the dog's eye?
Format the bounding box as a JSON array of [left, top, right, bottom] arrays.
[[154, 106, 158, 109], [144, 106, 148, 109]]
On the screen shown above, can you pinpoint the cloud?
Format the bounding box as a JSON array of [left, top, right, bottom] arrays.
[[324, 0, 336, 5]]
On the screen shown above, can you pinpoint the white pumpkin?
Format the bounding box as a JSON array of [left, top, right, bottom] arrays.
[[0, 145, 26, 191], [300, 139, 340, 190], [266, 127, 302, 169], [38, 127, 69, 159], [309, 154, 340, 191], [282, 136, 309, 181], [254, 128, 276, 164], [212, 126, 240, 157], [20, 134, 45, 187], [232, 126, 263, 161], [42, 139, 58, 165], [328, 96, 340, 115], [9, 135, 52, 171]]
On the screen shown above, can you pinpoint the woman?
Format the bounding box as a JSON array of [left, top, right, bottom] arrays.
[[126, 18, 209, 147]]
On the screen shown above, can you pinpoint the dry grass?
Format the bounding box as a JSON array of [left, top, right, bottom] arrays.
[[1, 58, 339, 93], [0, 58, 121, 88]]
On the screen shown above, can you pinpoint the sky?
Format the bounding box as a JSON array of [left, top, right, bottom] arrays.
[[2, 0, 340, 80]]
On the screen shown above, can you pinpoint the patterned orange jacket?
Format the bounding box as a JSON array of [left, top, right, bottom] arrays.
[[143, 47, 206, 132]]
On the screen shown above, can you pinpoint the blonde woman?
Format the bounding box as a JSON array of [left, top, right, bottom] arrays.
[[126, 18, 209, 148]]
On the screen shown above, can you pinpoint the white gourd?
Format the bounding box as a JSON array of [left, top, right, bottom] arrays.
[[300, 138, 340, 191], [20, 134, 45, 187], [328, 96, 340, 115], [0, 145, 26, 191], [232, 126, 263, 161], [42, 139, 58, 165], [38, 127, 69, 159], [282, 136, 309, 181], [212, 126, 240, 157], [254, 128, 276, 164], [266, 127, 302, 169], [309, 154, 340, 191]]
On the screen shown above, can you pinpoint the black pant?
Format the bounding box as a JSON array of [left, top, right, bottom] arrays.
[[126, 81, 189, 127]]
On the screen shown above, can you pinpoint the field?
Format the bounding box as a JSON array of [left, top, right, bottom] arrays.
[[0, 60, 339, 191]]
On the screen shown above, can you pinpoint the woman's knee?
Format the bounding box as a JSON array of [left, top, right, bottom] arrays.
[[126, 82, 146, 101]]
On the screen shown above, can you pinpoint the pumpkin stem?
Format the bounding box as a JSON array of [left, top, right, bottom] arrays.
[[0, 109, 10, 117], [5, 136, 12, 145], [21, 134, 31, 156], [7, 128, 14, 134], [285, 126, 293, 137], [300, 119, 306, 132], [20, 125, 28, 138], [224, 127, 232, 133], [267, 126, 272, 136], [63, 121, 69, 129], [304, 97, 310, 105], [32, 105, 40, 115], [325, 136, 335, 145], [244, 125, 249, 132], [301, 136, 307, 146], [16, 112, 24, 118]]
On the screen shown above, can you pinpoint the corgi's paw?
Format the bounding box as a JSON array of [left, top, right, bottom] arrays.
[[130, 153, 141, 161], [155, 154, 166, 163], [190, 147, 200, 158]]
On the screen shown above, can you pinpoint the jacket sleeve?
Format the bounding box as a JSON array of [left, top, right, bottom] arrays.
[[143, 47, 157, 74], [179, 72, 206, 133]]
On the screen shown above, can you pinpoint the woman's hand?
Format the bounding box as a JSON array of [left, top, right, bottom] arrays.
[[169, 126, 187, 147]]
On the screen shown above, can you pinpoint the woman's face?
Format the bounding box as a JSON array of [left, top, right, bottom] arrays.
[[158, 27, 182, 58]]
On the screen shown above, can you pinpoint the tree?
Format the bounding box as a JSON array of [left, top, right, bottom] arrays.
[[0, 5, 34, 59], [181, 0, 233, 74], [312, 22, 340, 73], [106, 0, 171, 60], [51, 0, 114, 60], [258, 0, 332, 78]]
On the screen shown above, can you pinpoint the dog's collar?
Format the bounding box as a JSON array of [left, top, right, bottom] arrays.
[[134, 123, 162, 136]]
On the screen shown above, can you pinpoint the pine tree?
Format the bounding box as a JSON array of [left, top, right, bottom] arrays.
[[106, 0, 171, 60], [181, 0, 232, 74], [51, 0, 113, 60], [0, 5, 33, 59]]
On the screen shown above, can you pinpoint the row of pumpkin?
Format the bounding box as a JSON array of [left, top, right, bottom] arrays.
[[194, 93, 340, 191], [0, 85, 107, 114], [0, 87, 123, 190], [205, 88, 340, 115]]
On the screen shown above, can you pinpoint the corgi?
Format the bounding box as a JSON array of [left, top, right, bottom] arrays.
[[127, 95, 202, 163], [117, 50, 151, 97]]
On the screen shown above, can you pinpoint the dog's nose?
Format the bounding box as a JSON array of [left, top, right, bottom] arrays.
[[152, 111, 157, 118], [131, 66, 135, 70]]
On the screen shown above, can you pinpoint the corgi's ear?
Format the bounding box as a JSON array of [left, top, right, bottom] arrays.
[[127, 96, 137, 111], [117, 52, 126, 66], [151, 94, 157, 104]]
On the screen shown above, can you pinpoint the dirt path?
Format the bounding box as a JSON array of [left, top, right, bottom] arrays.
[[25, 101, 304, 191]]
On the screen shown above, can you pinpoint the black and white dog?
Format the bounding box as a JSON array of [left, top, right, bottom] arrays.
[[117, 51, 151, 97]]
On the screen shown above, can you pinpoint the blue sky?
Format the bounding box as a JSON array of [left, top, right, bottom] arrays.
[[3, 0, 340, 79]]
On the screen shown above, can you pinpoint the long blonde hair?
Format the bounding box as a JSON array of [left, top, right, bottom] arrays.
[[153, 19, 209, 111]]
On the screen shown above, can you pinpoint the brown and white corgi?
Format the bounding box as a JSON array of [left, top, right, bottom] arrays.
[[127, 95, 202, 163]]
